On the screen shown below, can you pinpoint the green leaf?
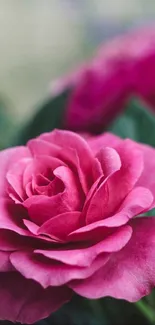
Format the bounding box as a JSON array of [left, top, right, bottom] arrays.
[[13, 89, 70, 146], [37, 295, 109, 325], [100, 297, 150, 325], [108, 98, 155, 147], [0, 98, 15, 149], [36, 296, 148, 325]]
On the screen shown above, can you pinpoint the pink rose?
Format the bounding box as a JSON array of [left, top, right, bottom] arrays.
[[1, 129, 155, 323], [51, 27, 155, 132]]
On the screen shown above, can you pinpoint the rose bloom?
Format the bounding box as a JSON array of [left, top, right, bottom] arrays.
[[1, 129, 155, 323], [51, 27, 155, 132]]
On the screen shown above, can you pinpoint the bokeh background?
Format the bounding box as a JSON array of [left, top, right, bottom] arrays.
[[1, 0, 155, 124]]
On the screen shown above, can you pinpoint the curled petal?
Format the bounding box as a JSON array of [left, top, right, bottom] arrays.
[[10, 251, 109, 288], [28, 130, 95, 194], [69, 217, 155, 302], [98, 140, 144, 217], [86, 147, 121, 223], [0, 199, 30, 236], [38, 211, 81, 241], [0, 147, 31, 198], [7, 158, 31, 203], [68, 186, 152, 242], [36, 225, 132, 267], [87, 132, 121, 155], [135, 141, 155, 202]]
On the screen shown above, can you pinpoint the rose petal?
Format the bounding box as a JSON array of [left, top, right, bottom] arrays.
[[23, 156, 63, 189], [23, 219, 39, 235], [96, 147, 121, 176], [53, 166, 84, 209], [86, 147, 121, 223], [24, 195, 73, 226], [38, 211, 81, 240], [0, 229, 42, 251], [0, 199, 55, 246], [0, 199, 30, 236], [0, 251, 13, 271], [36, 225, 132, 267], [10, 251, 109, 288], [69, 217, 155, 302], [65, 60, 128, 132], [98, 140, 144, 218], [89, 135, 155, 206], [86, 132, 121, 155], [6, 158, 31, 203], [29, 130, 95, 194], [0, 147, 31, 198], [23, 219, 60, 244], [134, 141, 155, 201], [0, 272, 71, 323], [68, 186, 152, 242], [87, 136, 145, 219], [24, 165, 83, 226], [61, 28, 155, 132]]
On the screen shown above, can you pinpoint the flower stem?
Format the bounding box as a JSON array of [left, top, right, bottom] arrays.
[[135, 300, 155, 324]]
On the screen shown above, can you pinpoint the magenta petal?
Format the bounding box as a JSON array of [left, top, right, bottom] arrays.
[[87, 133, 121, 155], [0, 229, 37, 251], [65, 53, 129, 132], [38, 211, 81, 240], [24, 166, 83, 226], [101, 186, 153, 227], [0, 251, 13, 272], [69, 217, 155, 302], [100, 140, 144, 217], [112, 186, 153, 224], [0, 272, 72, 323], [85, 181, 109, 224], [135, 141, 155, 200], [7, 158, 31, 203], [86, 138, 144, 222], [61, 28, 155, 132], [69, 186, 152, 242], [96, 147, 121, 176], [10, 251, 109, 288], [37, 130, 95, 193], [89, 135, 155, 206], [53, 166, 84, 210], [24, 193, 79, 226], [39, 130, 93, 160], [23, 156, 63, 188], [0, 198, 30, 236], [23, 219, 39, 235], [36, 225, 132, 267], [86, 147, 121, 223], [23, 220, 60, 243], [0, 147, 31, 198]]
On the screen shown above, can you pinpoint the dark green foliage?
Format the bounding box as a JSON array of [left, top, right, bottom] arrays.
[[13, 89, 70, 145], [0, 99, 14, 149], [108, 98, 155, 147], [35, 295, 149, 325]]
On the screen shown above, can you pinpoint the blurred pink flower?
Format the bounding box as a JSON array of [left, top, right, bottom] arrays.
[[51, 27, 155, 132], [1, 129, 155, 322]]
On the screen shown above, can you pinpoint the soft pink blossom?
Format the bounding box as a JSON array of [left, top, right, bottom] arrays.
[[51, 27, 155, 132], [0, 129, 155, 323]]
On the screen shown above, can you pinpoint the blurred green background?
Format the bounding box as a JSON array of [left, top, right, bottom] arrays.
[[1, 0, 155, 125]]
